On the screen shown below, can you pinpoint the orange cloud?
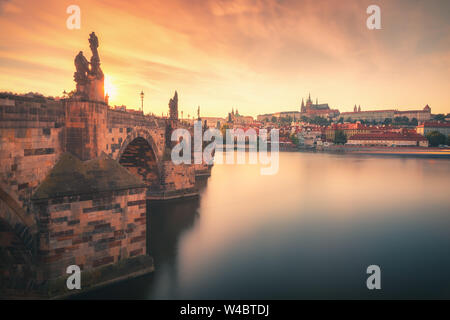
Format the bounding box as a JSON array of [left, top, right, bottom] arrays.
[[0, 0, 449, 117]]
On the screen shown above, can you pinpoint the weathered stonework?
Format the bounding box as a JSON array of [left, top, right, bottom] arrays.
[[65, 100, 108, 161], [0, 31, 212, 297], [0, 94, 206, 211], [148, 162, 197, 200], [34, 187, 147, 280], [0, 93, 212, 298], [25, 153, 151, 297]]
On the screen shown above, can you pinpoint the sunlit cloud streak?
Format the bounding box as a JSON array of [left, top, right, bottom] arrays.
[[0, 0, 449, 116]]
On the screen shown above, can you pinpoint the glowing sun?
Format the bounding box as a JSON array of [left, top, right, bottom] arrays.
[[104, 75, 117, 102]]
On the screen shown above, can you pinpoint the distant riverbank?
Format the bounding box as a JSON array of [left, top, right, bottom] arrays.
[[310, 145, 450, 158], [216, 143, 450, 157]]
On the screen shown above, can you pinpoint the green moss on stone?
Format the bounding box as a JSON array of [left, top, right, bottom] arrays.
[[32, 153, 146, 200]]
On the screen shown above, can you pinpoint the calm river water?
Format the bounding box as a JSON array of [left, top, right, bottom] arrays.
[[78, 152, 450, 299]]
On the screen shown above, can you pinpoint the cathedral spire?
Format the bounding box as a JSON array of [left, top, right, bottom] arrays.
[[306, 93, 313, 105]]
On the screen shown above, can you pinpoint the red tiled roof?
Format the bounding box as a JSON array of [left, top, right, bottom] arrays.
[[349, 133, 427, 141], [327, 123, 371, 130]]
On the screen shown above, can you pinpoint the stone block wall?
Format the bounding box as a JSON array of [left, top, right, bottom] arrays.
[[34, 187, 147, 280], [65, 100, 108, 161], [161, 161, 196, 193], [194, 163, 212, 175], [0, 127, 64, 205], [0, 96, 65, 213]]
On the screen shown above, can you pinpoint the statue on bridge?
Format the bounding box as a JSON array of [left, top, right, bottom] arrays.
[[74, 51, 90, 84], [73, 32, 105, 102], [169, 91, 178, 120], [88, 32, 103, 79]]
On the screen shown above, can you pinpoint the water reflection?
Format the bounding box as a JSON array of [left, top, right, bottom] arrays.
[[75, 197, 201, 299], [146, 199, 200, 299], [77, 152, 450, 299]]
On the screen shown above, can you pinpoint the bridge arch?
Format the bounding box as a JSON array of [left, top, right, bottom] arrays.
[[0, 186, 37, 250], [117, 128, 162, 190], [0, 186, 37, 292]]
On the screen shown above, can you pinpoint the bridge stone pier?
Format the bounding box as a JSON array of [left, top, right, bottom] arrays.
[[65, 98, 200, 200], [0, 33, 211, 298]]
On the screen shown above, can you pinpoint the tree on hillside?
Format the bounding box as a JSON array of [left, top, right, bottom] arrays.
[[426, 131, 446, 147], [433, 114, 446, 121], [280, 116, 292, 124], [334, 130, 347, 145], [383, 118, 392, 125], [310, 116, 330, 126], [290, 133, 299, 145], [301, 116, 309, 123], [393, 116, 410, 125]]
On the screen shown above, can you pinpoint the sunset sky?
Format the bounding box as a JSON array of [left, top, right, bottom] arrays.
[[0, 0, 449, 117]]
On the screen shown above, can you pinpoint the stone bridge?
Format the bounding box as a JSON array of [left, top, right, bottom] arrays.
[[0, 32, 214, 298], [0, 92, 210, 298], [0, 33, 217, 299]]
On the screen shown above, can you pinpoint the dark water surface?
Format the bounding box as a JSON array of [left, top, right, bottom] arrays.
[[77, 152, 450, 299]]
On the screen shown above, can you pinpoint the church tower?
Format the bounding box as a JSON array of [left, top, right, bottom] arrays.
[[306, 93, 313, 108]]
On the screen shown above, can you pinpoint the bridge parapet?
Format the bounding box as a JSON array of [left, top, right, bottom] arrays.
[[107, 108, 165, 129], [0, 95, 65, 129]]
